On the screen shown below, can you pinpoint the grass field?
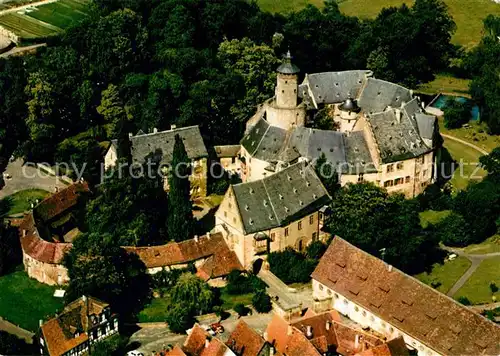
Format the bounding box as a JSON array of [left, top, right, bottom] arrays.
[[2, 189, 50, 216], [220, 290, 254, 310], [0, 0, 89, 40], [256, 0, 500, 47], [455, 256, 500, 304], [419, 209, 451, 228], [415, 256, 471, 294], [443, 137, 487, 192], [0, 270, 63, 331], [463, 235, 500, 255], [439, 118, 500, 153], [417, 74, 471, 96], [137, 295, 170, 323]]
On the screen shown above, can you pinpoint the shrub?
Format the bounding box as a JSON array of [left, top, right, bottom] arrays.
[[165, 303, 196, 334], [233, 303, 250, 317], [268, 247, 321, 284], [490, 282, 499, 294], [252, 290, 272, 313], [443, 98, 472, 129], [434, 212, 472, 247], [457, 296, 471, 305], [305, 241, 327, 260]]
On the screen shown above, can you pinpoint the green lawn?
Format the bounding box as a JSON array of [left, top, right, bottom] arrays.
[[137, 295, 171, 323], [2, 189, 50, 216], [256, 0, 500, 47], [417, 74, 471, 96], [419, 210, 451, 228], [455, 256, 500, 304], [443, 137, 487, 192], [439, 118, 500, 153], [415, 256, 471, 294], [26, 1, 89, 29], [0, 13, 61, 39], [0, 270, 63, 331], [463, 235, 500, 255], [220, 289, 254, 310]]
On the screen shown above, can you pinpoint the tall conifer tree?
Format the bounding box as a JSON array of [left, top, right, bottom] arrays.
[[167, 134, 194, 242]]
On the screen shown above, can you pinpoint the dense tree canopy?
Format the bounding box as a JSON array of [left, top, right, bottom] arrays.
[[325, 183, 438, 273]]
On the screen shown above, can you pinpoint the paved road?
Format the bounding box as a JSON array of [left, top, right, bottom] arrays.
[[0, 159, 67, 199], [443, 246, 500, 297], [0, 0, 57, 15], [0, 43, 46, 58], [441, 133, 489, 155], [128, 311, 273, 354], [258, 269, 302, 311]]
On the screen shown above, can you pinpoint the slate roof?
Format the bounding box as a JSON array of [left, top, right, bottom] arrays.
[[231, 162, 331, 234], [367, 109, 431, 163], [289, 127, 346, 164], [130, 126, 208, 166], [312, 237, 500, 356], [226, 320, 267, 356], [358, 78, 412, 114], [343, 132, 377, 174], [41, 296, 109, 356], [240, 118, 287, 161], [303, 71, 371, 107], [415, 113, 436, 142]]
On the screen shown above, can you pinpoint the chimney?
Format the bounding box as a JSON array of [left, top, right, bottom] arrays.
[[270, 346, 275, 356], [388, 265, 393, 272], [82, 295, 87, 303], [128, 132, 133, 138], [306, 325, 313, 339], [355, 334, 360, 350], [54, 186, 59, 193], [205, 338, 210, 348], [395, 109, 402, 123], [194, 235, 199, 243], [207, 232, 211, 240], [326, 321, 331, 331], [39, 319, 43, 327], [23, 229, 27, 237], [171, 124, 177, 130], [263, 331, 268, 341], [153, 127, 158, 133], [287, 325, 293, 336]]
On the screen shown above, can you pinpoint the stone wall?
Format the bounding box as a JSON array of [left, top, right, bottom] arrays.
[[23, 252, 69, 286]]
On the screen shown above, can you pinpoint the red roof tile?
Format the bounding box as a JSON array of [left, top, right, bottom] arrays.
[[226, 320, 266, 356], [197, 242, 244, 281], [184, 324, 210, 355], [355, 337, 409, 356], [35, 182, 89, 221], [201, 338, 231, 356], [312, 237, 500, 356]]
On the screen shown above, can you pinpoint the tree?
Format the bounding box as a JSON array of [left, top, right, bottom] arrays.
[[97, 84, 130, 137], [457, 296, 471, 305], [165, 303, 195, 334], [305, 241, 327, 260], [167, 135, 194, 242], [170, 273, 214, 315], [64, 232, 150, 318], [267, 248, 319, 284], [252, 290, 272, 313], [443, 98, 471, 129], [233, 303, 250, 318], [91, 335, 129, 356], [326, 183, 438, 273], [490, 282, 499, 294], [218, 38, 280, 122], [480, 147, 500, 180], [433, 212, 472, 247], [314, 153, 340, 196]]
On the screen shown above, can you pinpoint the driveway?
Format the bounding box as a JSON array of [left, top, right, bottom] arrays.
[[128, 311, 274, 355], [0, 159, 67, 199]]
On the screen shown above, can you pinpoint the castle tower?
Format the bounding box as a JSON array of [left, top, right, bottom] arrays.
[[275, 51, 300, 109]]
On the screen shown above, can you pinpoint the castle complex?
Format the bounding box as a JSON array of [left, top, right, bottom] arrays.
[[238, 52, 439, 198]]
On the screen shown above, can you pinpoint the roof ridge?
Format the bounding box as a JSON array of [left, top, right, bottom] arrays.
[[329, 236, 500, 332], [262, 174, 279, 225], [251, 121, 271, 156]]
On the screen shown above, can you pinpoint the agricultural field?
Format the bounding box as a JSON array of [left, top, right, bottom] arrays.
[[0, 0, 89, 40], [256, 0, 500, 47]]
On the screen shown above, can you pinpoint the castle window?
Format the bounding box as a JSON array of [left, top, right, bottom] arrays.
[[334, 293, 339, 299], [354, 306, 359, 312], [423, 169, 428, 177], [319, 284, 324, 291], [282, 90, 285, 93], [224, 211, 227, 217], [298, 221, 302, 230], [387, 164, 394, 173], [405, 176, 410, 183], [397, 162, 404, 170], [395, 178, 404, 185], [312, 232, 317, 240], [270, 233, 275, 241], [357, 174, 364, 183], [285, 81, 288, 84], [309, 215, 314, 225], [285, 228, 289, 237]]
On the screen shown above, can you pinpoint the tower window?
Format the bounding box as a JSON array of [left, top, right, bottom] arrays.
[[285, 81, 288, 84], [282, 90, 285, 93]]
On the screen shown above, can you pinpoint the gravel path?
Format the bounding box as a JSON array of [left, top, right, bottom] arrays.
[[441, 133, 489, 155]]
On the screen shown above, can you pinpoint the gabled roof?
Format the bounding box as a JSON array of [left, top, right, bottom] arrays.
[[367, 109, 430, 163], [201, 338, 235, 356], [34, 182, 88, 221], [358, 78, 412, 114], [312, 237, 500, 356], [130, 126, 208, 166], [124, 233, 225, 269], [289, 127, 346, 164], [196, 242, 244, 281], [184, 324, 210, 355], [226, 320, 266, 356], [240, 118, 287, 161], [159, 345, 187, 356], [356, 337, 409, 356], [231, 162, 331, 234], [41, 296, 109, 356]]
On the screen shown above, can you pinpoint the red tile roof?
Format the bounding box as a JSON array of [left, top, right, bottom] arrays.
[[124, 233, 226, 269], [184, 324, 210, 355], [34, 182, 89, 221], [201, 338, 231, 356], [41, 296, 109, 356], [158, 345, 187, 356], [291, 311, 342, 353], [355, 337, 409, 356], [19, 213, 71, 264], [197, 242, 244, 281], [284, 329, 322, 356], [226, 320, 266, 356], [265, 314, 291, 354], [312, 237, 500, 356]]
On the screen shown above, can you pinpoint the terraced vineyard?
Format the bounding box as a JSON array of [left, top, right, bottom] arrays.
[[0, 0, 89, 41]]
